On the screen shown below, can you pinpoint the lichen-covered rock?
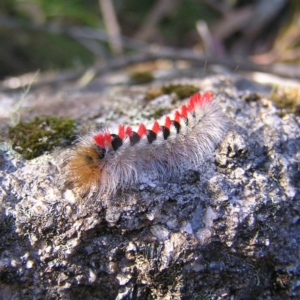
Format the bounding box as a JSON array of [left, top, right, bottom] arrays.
[[0, 71, 299, 299]]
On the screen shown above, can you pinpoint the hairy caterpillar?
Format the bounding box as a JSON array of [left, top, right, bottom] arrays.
[[67, 92, 229, 197]]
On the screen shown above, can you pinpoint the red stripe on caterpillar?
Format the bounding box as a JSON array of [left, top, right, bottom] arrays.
[[67, 92, 229, 197]]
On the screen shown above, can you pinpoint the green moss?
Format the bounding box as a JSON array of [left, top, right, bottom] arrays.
[[9, 116, 75, 160], [130, 71, 154, 84], [269, 85, 300, 116], [162, 84, 199, 99], [144, 84, 199, 116]]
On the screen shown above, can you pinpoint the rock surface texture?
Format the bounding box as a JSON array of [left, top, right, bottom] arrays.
[[0, 69, 300, 299]]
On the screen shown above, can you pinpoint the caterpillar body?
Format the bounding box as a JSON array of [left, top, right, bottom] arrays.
[[67, 92, 229, 197]]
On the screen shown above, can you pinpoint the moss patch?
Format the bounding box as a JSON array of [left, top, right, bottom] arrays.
[[9, 116, 75, 160], [145, 84, 199, 101], [162, 84, 199, 99], [130, 71, 154, 84], [270, 86, 300, 116]]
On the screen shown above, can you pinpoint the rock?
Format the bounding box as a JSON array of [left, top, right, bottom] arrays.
[[0, 67, 299, 299]]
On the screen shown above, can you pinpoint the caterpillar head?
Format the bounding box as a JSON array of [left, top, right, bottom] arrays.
[[67, 143, 107, 195]]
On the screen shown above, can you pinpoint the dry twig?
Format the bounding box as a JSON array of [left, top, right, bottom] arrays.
[[98, 0, 123, 55]]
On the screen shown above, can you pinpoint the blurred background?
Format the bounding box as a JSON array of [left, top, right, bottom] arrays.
[[0, 0, 299, 81]]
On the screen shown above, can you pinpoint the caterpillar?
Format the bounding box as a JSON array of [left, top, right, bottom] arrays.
[[67, 92, 229, 197]]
